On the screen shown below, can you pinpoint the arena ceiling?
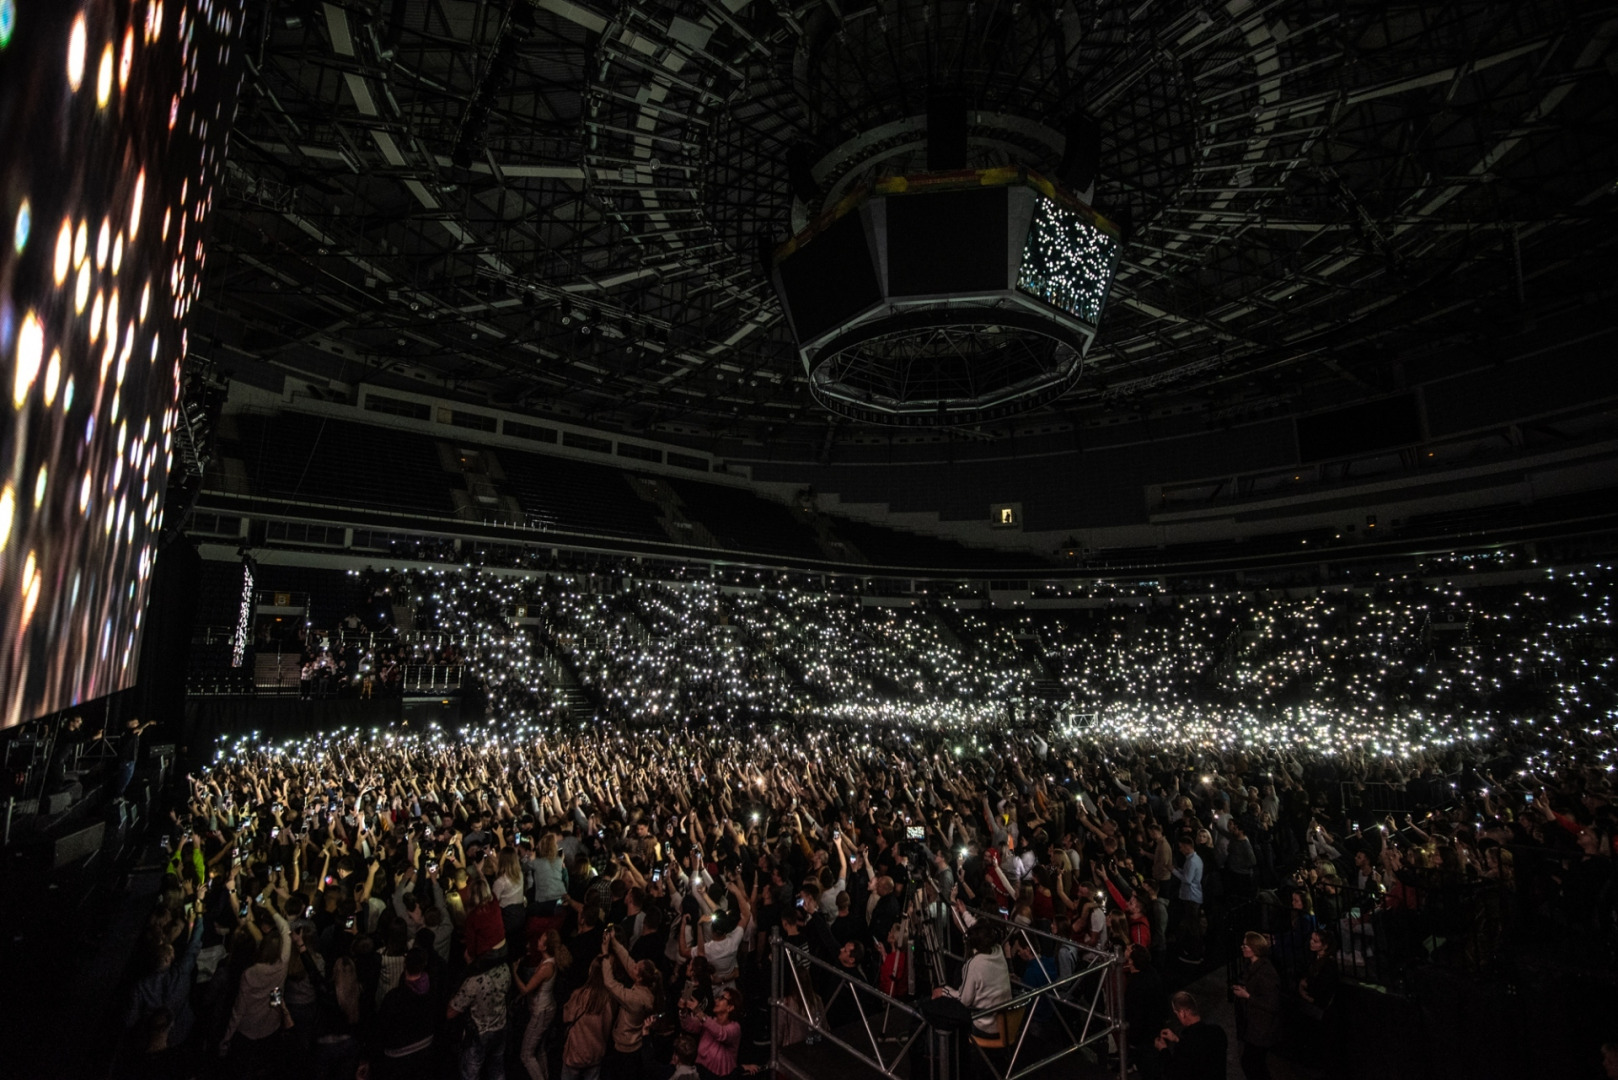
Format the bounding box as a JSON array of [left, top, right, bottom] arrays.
[[201, 0, 1618, 440]]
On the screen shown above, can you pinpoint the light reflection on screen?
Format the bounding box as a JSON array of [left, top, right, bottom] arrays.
[[0, 0, 244, 727]]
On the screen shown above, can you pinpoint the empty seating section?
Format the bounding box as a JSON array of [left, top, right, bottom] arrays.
[[254, 567, 364, 628], [831, 517, 1050, 570], [209, 411, 1097, 569], [495, 449, 666, 541], [668, 480, 825, 560], [226, 413, 455, 516]]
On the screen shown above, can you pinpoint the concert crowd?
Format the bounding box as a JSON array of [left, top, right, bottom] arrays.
[[120, 563, 1618, 1079]]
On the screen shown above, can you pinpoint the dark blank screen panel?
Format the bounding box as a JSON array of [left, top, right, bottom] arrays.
[[776, 211, 882, 342], [1297, 394, 1423, 462], [886, 187, 1009, 297]]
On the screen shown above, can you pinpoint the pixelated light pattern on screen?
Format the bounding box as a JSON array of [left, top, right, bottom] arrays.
[[1016, 197, 1120, 327], [0, 0, 245, 728]]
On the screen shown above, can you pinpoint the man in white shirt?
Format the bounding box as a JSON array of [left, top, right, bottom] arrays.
[[695, 873, 753, 983], [818, 834, 849, 914]]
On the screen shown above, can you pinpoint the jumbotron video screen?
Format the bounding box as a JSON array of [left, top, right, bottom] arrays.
[[1016, 194, 1120, 327], [0, 0, 244, 727]]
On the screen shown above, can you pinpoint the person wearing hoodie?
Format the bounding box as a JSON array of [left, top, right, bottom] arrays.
[[220, 902, 292, 1063], [375, 947, 439, 1079]]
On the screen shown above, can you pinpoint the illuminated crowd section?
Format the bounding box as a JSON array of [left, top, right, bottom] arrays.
[[340, 564, 1616, 768], [0, 0, 245, 727]]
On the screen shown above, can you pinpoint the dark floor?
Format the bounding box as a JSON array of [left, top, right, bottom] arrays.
[[0, 794, 160, 1080]]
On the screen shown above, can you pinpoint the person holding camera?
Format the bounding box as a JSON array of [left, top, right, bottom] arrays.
[[219, 900, 292, 1064]]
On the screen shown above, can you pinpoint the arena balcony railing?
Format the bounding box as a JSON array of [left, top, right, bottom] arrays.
[[194, 485, 1618, 586]]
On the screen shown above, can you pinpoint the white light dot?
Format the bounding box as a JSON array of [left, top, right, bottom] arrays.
[[43, 350, 61, 407], [13, 311, 43, 408], [54, 219, 72, 284], [130, 171, 145, 240], [12, 199, 29, 254], [67, 14, 87, 91], [96, 43, 114, 108]]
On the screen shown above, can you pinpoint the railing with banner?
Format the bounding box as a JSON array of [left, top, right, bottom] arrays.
[[770, 910, 1129, 1080]]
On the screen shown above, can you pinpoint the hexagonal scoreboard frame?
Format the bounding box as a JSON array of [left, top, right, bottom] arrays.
[[767, 168, 1122, 426]]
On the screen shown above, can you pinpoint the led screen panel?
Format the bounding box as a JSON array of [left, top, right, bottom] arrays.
[[774, 210, 882, 343], [1016, 195, 1119, 326], [886, 186, 1008, 297], [0, 0, 245, 727]]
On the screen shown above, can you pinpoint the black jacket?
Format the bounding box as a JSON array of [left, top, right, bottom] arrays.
[[1236, 958, 1282, 1048], [1124, 966, 1170, 1047], [1164, 1020, 1228, 1080], [376, 980, 439, 1054]]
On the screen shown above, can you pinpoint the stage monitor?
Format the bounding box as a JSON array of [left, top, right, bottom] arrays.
[[0, 1, 246, 727]]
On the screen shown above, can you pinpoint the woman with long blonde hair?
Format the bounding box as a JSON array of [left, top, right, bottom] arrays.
[[497, 846, 528, 946], [532, 832, 569, 915]]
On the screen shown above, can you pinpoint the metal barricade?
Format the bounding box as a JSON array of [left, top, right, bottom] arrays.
[[932, 911, 1129, 1080], [771, 913, 1129, 1080], [771, 935, 943, 1080]]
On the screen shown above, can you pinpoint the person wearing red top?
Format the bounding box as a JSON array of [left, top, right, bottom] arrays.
[[461, 871, 508, 962], [876, 922, 909, 999], [984, 848, 1016, 912], [1102, 869, 1153, 949], [1028, 866, 1057, 928]]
